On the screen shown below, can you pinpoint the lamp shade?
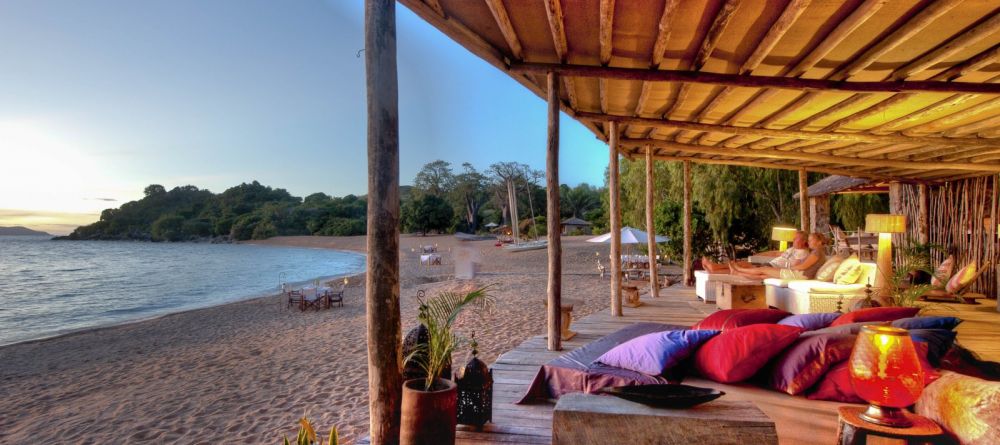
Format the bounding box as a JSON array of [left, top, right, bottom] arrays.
[[849, 325, 923, 426], [865, 214, 906, 234], [771, 227, 798, 242]]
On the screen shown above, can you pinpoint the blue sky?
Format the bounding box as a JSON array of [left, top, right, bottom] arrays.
[[0, 0, 609, 234]]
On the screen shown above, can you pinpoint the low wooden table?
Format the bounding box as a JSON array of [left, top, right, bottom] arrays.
[[715, 281, 767, 310], [621, 283, 643, 308], [553, 393, 777, 444], [836, 406, 942, 445], [542, 298, 582, 340]]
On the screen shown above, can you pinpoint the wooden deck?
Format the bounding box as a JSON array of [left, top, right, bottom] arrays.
[[362, 285, 999, 445]]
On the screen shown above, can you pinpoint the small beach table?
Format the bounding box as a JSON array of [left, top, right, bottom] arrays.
[[300, 285, 332, 310], [420, 253, 442, 266]]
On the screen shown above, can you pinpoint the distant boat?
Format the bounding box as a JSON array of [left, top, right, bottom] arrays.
[[503, 239, 548, 252], [454, 232, 493, 241]]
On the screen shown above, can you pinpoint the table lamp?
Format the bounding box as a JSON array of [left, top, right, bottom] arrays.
[[848, 325, 924, 427], [771, 227, 797, 251], [865, 214, 906, 289]]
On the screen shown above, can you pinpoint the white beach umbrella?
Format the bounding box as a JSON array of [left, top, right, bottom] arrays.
[[586, 226, 668, 244], [484, 222, 499, 228]]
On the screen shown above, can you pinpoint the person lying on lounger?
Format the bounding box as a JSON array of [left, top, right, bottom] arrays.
[[730, 233, 827, 280], [701, 230, 810, 273]]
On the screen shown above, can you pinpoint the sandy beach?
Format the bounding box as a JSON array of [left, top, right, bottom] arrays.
[[0, 235, 678, 444]]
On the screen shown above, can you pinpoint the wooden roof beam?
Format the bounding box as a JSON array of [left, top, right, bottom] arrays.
[[509, 63, 1000, 95], [542, 0, 581, 111], [944, 114, 1000, 137], [647, 153, 886, 179], [621, 138, 1000, 172], [635, 0, 681, 117], [599, 0, 614, 114], [578, 112, 1000, 148], [485, 0, 523, 60], [893, 10, 1000, 81]]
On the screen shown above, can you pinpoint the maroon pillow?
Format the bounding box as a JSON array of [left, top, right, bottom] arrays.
[[692, 309, 791, 331], [694, 324, 802, 383], [829, 307, 920, 327], [807, 342, 940, 403], [768, 333, 856, 395]]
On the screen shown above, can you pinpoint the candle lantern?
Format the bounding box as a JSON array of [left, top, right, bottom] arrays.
[[456, 334, 493, 427], [848, 325, 924, 427]]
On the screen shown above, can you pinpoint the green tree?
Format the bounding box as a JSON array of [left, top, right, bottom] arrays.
[[403, 194, 454, 235], [451, 163, 488, 232], [151, 214, 185, 241], [413, 160, 455, 198], [833, 193, 889, 231]]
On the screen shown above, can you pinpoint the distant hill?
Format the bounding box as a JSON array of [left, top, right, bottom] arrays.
[[0, 226, 52, 236]]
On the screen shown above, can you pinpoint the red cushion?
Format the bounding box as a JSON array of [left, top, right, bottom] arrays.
[[807, 342, 939, 402], [692, 309, 791, 331], [829, 307, 920, 327], [693, 324, 802, 383]]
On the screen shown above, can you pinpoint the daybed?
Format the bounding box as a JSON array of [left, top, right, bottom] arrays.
[[765, 262, 877, 314]]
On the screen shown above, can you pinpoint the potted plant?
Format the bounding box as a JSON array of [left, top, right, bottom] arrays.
[[281, 417, 338, 445], [401, 285, 495, 445], [900, 239, 942, 285]]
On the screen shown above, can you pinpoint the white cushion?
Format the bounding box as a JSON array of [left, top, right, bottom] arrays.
[[787, 280, 867, 294], [763, 278, 789, 287]]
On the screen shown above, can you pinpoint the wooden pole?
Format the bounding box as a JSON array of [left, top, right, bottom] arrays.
[[799, 169, 809, 231], [609, 121, 623, 316], [683, 160, 692, 287], [365, 1, 402, 443], [645, 146, 660, 297], [546, 71, 562, 351], [918, 183, 930, 244]]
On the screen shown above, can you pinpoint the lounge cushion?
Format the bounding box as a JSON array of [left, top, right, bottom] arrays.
[[910, 328, 958, 365], [946, 262, 977, 293], [916, 371, 1000, 445], [833, 255, 863, 285], [777, 313, 840, 331], [930, 256, 955, 287], [691, 308, 791, 331], [808, 321, 889, 336], [892, 316, 963, 331], [815, 255, 846, 282], [829, 306, 920, 326], [785, 280, 866, 294], [595, 329, 721, 376], [808, 342, 939, 403], [694, 324, 802, 383], [768, 332, 856, 395]]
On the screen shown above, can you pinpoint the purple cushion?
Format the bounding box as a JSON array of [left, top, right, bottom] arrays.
[[767, 332, 856, 395], [595, 329, 721, 375], [778, 313, 839, 332], [808, 321, 888, 336], [892, 316, 963, 331]]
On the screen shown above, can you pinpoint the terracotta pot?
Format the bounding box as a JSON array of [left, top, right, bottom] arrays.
[[401, 378, 457, 445]]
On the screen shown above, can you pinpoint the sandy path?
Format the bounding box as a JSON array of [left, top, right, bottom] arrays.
[[0, 234, 679, 444]]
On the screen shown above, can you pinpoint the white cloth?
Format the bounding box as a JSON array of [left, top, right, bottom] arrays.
[[768, 248, 810, 268]]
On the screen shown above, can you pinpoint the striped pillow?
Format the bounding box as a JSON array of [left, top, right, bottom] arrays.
[[946, 262, 976, 293]]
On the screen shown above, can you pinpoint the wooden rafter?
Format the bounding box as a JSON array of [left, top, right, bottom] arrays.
[[542, 0, 581, 111], [635, 0, 681, 116], [622, 138, 1000, 172], [892, 11, 1000, 81], [484, 0, 523, 60], [648, 153, 887, 179], [423, 0, 445, 17], [578, 112, 1000, 148]]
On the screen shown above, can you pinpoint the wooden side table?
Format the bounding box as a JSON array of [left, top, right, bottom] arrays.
[[542, 298, 581, 340], [836, 407, 942, 445], [621, 283, 642, 308], [715, 282, 767, 310]]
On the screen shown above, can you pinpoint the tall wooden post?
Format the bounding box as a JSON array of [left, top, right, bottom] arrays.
[[798, 169, 809, 231], [609, 121, 623, 316], [809, 196, 830, 235], [683, 160, 692, 287], [645, 146, 659, 297], [365, 0, 402, 443], [917, 183, 930, 244], [546, 71, 562, 351]]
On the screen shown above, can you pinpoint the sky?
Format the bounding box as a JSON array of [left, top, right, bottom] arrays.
[[0, 0, 609, 235]]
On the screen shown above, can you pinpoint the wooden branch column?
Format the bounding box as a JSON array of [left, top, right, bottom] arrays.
[[609, 121, 623, 316], [365, 0, 402, 443], [798, 169, 809, 231], [645, 147, 659, 297], [810, 196, 830, 235], [683, 160, 692, 287], [546, 71, 562, 351], [917, 184, 930, 244]]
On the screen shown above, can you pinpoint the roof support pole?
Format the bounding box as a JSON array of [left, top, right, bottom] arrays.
[[683, 160, 693, 287], [364, 0, 402, 443], [918, 183, 930, 244], [799, 169, 809, 231], [645, 146, 660, 297], [546, 71, 562, 351], [609, 121, 623, 316]]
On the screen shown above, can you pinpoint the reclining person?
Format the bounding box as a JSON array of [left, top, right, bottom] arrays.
[[701, 230, 810, 273], [731, 233, 827, 280]]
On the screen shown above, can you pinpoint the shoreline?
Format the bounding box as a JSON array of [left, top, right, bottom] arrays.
[[1, 234, 630, 443]]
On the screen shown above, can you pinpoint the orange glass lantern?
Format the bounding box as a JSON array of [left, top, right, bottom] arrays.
[[849, 325, 924, 427]]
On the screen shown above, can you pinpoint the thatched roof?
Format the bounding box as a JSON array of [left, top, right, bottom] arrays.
[[792, 175, 888, 198], [561, 217, 591, 226], [400, 0, 1000, 181]]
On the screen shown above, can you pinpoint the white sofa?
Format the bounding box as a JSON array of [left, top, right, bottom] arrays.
[[694, 270, 762, 303], [764, 262, 878, 314]]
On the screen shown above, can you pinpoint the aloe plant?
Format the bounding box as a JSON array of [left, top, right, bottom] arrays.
[[405, 285, 496, 391], [282, 417, 338, 445]]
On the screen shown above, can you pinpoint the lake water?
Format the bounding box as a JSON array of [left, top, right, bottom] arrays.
[[0, 236, 366, 346]]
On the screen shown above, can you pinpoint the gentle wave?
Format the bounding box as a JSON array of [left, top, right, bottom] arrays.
[[0, 236, 365, 346]]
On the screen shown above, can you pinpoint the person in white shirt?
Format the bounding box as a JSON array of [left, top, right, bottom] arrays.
[[701, 230, 808, 273]]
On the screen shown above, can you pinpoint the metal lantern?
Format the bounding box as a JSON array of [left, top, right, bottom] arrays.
[[456, 334, 493, 427]]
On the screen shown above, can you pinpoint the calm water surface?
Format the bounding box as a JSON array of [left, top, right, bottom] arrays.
[[0, 236, 365, 346]]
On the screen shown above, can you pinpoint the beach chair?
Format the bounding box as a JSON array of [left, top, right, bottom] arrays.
[[920, 261, 990, 304], [287, 290, 304, 310], [327, 281, 346, 308]]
